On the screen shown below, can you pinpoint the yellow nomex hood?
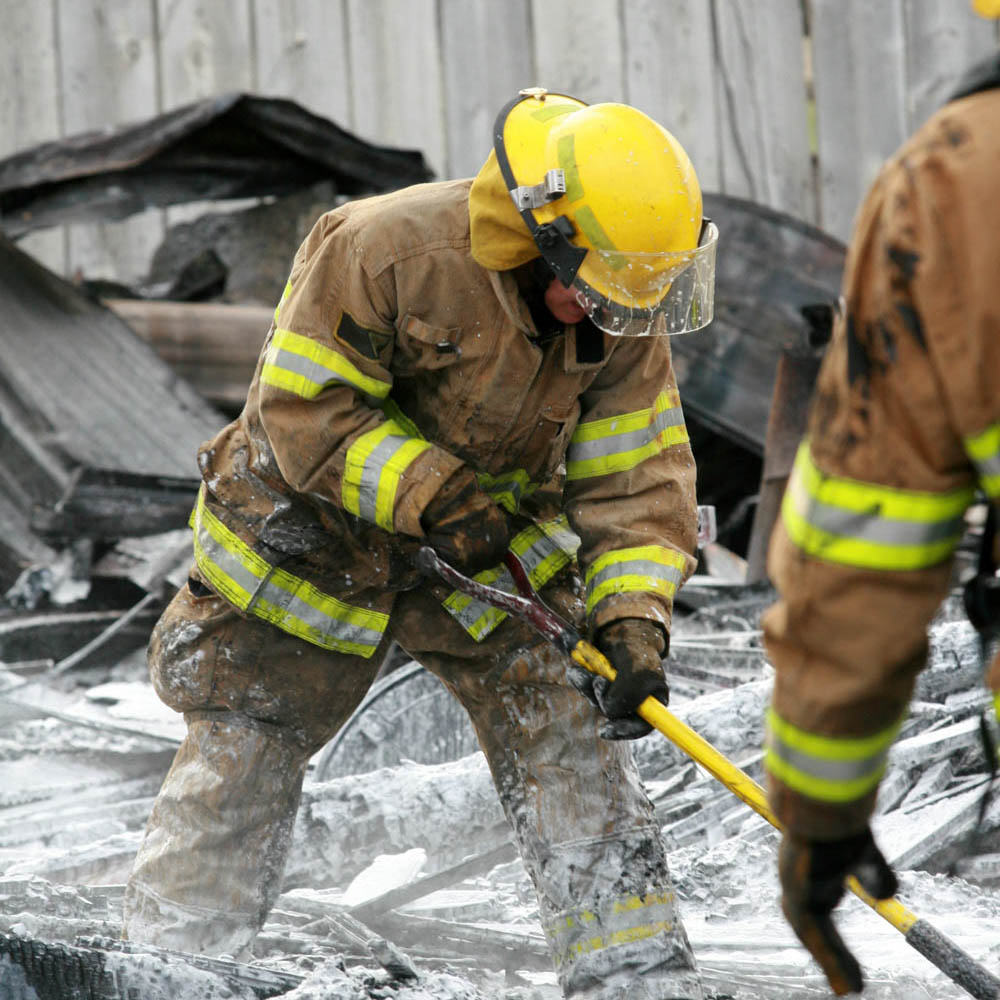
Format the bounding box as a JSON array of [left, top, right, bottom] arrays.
[[469, 148, 539, 272]]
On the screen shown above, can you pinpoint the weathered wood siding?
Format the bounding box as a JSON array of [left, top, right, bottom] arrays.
[[1, 0, 997, 282]]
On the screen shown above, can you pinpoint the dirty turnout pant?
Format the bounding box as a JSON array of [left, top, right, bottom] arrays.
[[123, 570, 703, 1000]]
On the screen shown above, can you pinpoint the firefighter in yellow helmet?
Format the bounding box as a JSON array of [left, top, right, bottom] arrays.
[[123, 88, 716, 999], [761, 28, 1000, 997]]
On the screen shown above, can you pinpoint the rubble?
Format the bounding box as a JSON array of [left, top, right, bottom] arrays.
[[1, 100, 998, 1000], [2, 576, 999, 999], [0, 94, 432, 239]]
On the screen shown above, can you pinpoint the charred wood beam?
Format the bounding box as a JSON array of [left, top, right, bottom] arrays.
[[31, 467, 200, 545], [0, 673, 181, 746], [79, 935, 303, 998]]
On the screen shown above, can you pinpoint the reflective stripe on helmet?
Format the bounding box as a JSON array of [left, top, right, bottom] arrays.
[[189, 487, 388, 657], [543, 890, 683, 971], [781, 441, 973, 571], [765, 707, 902, 804], [565, 391, 688, 481], [343, 420, 433, 531], [262, 327, 391, 405], [443, 516, 580, 640], [583, 545, 687, 616], [965, 423, 1000, 499]]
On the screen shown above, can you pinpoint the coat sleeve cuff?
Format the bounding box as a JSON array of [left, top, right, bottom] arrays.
[[767, 773, 878, 842], [392, 446, 465, 537], [589, 592, 673, 638]]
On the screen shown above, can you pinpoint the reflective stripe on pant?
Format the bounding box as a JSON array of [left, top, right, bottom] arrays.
[[126, 569, 702, 997], [391, 578, 703, 1000]]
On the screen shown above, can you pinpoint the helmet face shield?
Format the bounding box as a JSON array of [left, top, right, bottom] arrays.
[[571, 221, 718, 336]]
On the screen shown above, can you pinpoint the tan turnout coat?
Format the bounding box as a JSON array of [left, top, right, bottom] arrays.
[[764, 67, 1000, 840], [191, 178, 698, 661]]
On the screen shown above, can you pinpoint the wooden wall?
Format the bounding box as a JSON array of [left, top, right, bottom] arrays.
[[1, 0, 997, 284]]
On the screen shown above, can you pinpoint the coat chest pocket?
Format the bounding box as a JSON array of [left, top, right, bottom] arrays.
[[397, 314, 463, 371]]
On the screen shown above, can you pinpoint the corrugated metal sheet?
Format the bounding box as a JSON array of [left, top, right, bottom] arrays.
[[0, 233, 225, 587], [1, 234, 224, 477]]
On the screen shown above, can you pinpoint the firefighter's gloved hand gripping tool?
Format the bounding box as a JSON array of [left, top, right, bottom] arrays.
[[416, 545, 1000, 1000]]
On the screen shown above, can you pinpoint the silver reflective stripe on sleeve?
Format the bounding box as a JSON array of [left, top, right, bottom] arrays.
[[343, 420, 432, 532], [565, 390, 688, 480], [442, 516, 580, 641], [583, 545, 688, 616], [262, 327, 391, 406], [190, 487, 388, 658], [765, 707, 903, 804]]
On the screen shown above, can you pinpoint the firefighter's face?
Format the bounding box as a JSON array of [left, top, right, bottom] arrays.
[[544, 278, 588, 325]]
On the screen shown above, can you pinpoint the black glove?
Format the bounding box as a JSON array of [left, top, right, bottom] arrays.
[[778, 827, 898, 996], [419, 468, 511, 576], [568, 618, 668, 740]]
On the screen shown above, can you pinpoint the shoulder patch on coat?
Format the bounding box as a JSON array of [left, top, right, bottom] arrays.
[[336, 312, 391, 359]]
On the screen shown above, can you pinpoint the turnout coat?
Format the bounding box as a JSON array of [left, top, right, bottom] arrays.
[[763, 57, 1000, 840], [191, 177, 699, 662]]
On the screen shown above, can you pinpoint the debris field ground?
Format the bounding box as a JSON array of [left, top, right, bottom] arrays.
[[2, 577, 1000, 1000]]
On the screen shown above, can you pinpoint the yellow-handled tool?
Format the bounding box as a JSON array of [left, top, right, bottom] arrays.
[[416, 546, 1000, 1000]]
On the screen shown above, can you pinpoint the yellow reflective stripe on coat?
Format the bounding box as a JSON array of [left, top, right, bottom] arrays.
[[782, 441, 973, 571], [543, 890, 683, 972], [565, 390, 688, 481], [475, 467, 540, 515], [443, 516, 580, 640], [583, 544, 687, 616], [765, 707, 903, 804], [262, 328, 391, 405], [343, 419, 432, 532], [965, 423, 1000, 499], [189, 488, 388, 657]]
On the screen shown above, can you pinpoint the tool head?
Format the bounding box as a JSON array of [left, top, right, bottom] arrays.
[[415, 546, 442, 578]]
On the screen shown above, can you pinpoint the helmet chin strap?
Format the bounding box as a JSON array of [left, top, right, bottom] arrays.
[[531, 215, 587, 286]]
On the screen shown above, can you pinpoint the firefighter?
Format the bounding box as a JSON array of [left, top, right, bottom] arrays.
[[762, 33, 1000, 997], [123, 87, 718, 1000]]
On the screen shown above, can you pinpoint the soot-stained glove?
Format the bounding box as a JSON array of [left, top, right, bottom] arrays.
[[568, 618, 669, 740], [779, 827, 898, 996], [419, 467, 511, 576]]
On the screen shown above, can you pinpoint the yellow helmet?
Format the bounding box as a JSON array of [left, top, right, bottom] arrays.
[[972, 0, 1000, 17], [493, 88, 717, 335]]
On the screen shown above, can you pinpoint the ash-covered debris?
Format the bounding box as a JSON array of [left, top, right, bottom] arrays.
[[2, 573, 999, 1000]]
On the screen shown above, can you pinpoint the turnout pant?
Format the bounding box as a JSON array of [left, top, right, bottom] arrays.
[[124, 569, 703, 1000]]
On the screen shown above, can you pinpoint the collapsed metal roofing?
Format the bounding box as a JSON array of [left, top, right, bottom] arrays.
[[0, 93, 433, 237], [0, 233, 220, 589], [1, 587, 998, 1000]]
